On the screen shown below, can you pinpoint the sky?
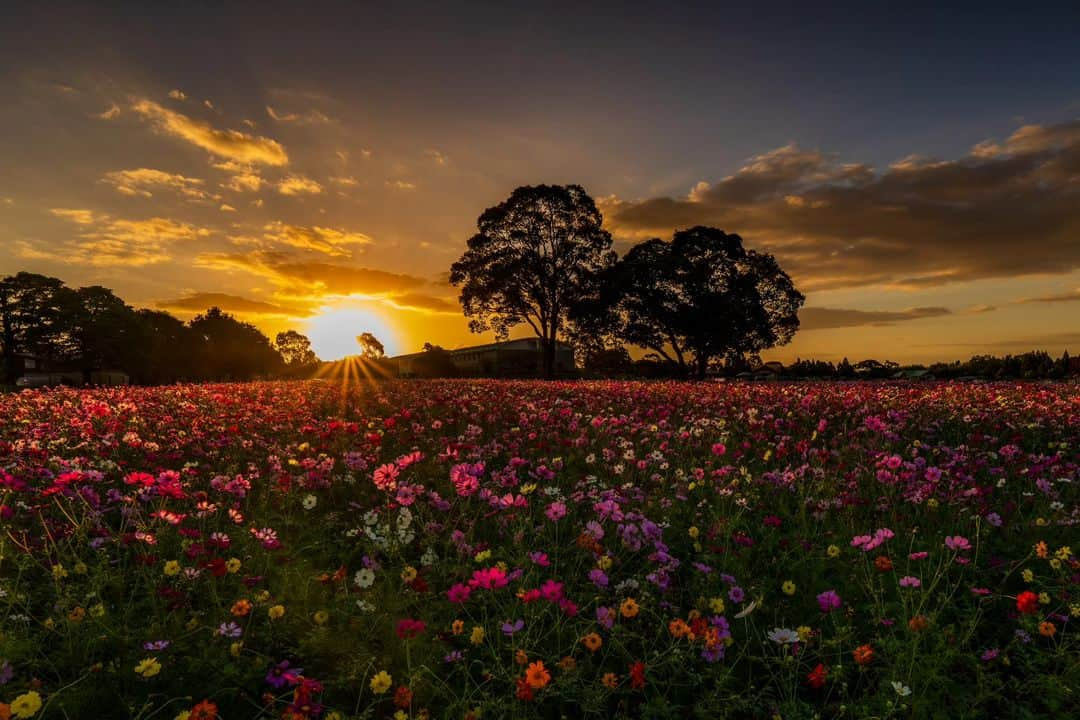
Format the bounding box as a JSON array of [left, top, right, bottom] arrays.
[[1, 1, 1079, 363]]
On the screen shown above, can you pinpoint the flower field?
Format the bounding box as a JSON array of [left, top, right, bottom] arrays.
[[1, 380, 1078, 719]]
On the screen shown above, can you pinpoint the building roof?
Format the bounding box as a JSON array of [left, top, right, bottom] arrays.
[[391, 338, 573, 361]]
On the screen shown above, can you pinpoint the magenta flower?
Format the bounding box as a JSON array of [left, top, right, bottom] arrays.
[[816, 590, 841, 613]]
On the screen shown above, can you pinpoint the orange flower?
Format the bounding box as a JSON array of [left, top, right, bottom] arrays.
[[231, 599, 252, 617], [515, 649, 528, 665], [581, 632, 603, 652], [668, 618, 692, 638], [525, 660, 551, 689], [190, 700, 219, 720], [1039, 621, 1056, 637], [558, 656, 577, 672], [452, 619, 465, 635], [620, 598, 640, 619], [874, 555, 893, 572], [1035, 541, 1048, 559], [852, 644, 875, 666], [908, 615, 929, 632], [602, 672, 619, 688], [0, 701, 12, 720]]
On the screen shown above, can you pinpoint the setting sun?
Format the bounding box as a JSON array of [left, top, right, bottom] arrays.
[[304, 304, 399, 360]]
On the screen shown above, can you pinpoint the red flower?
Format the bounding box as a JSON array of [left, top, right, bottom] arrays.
[[394, 685, 413, 709], [515, 676, 535, 701], [396, 618, 426, 639], [629, 661, 646, 689], [1016, 591, 1039, 615], [806, 663, 827, 688]]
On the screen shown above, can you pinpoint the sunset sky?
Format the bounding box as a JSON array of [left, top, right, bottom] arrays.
[[2, 3, 1079, 362]]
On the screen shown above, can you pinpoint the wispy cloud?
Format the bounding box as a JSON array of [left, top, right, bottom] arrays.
[[277, 174, 323, 195], [799, 306, 951, 330], [101, 168, 215, 201], [131, 99, 289, 166], [157, 291, 309, 317], [42, 207, 210, 266]]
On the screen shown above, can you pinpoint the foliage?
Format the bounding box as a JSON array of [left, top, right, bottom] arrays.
[[601, 227, 804, 377], [1, 379, 1077, 719], [450, 184, 616, 378], [356, 332, 386, 360]]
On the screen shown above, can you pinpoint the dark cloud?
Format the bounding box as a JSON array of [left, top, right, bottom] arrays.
[[602, 120, 1080, 292], [157, 292, 309, 317], [800, 306, 951, 330], [1020, 289, 1080, 303]]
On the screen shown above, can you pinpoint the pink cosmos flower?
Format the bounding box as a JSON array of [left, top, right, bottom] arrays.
[[372, 463, 399, 491], [944, 536, 971, 551], [816, 590, 841, 613]]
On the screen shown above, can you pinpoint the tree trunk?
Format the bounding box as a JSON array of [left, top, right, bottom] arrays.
[[541, 337, 556, 380]]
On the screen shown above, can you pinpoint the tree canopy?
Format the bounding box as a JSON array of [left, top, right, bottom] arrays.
[[450, 184, 616, 378], [600, 226, 804, 377]]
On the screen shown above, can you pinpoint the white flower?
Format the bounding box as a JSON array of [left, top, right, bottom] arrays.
[[396, 507, 413, 529], [353, 568, 375, 588], [767, 627, 799, 644], [363, 510, 379, 526], [355, 600, 375, 613], [891, 681, 912, 697], [302, 494, 317, 510], [420, 547, 438, 566]]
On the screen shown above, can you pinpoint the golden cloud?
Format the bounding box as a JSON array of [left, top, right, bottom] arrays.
[[131, 99, 288, 166], [46, 207, 210, 266], [277, 174, 323, 195], [101, 168, 214, 201], [258, 221, 371, 256], [799, 306, 952, 331], [157, 292, 311, 317], [194, 252, 454, 315]]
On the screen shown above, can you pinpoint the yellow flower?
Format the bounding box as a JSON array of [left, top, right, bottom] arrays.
[[1069, 603, 1080, 618], [598, 555, 613, 571], [268, 604, 285, 620], [134, 656, 162, 678], [1056, 546, 1072, 561], [520, 483, 537, 495], [1039, 592, 1051, 605], [370, 670, 393, 694], [1022, 568, 1034, 583], [395, 712, 408, 720], [781, 581, 796, 596], [10, 691, 43, 719], [226, 558, 242, 574], [163, 560, 181, 576], [255, 589, 271, 602], [1051, 558, 1062, 570], [325, 713, 343, 720], [474, 549, 491, 563], [796, 625, 813, 642], [52, 564, 68, 580], [43, 618, 55, 630], [73, 562, 88, 575], [688, 526, 700, 539], [230, 641, 243, 657], [90, 603, 105, 618], [470, 626, 485, 645], [401, 565, 418, 582], [827, 545, 841, 558], [927, 498, 939, 509], [313, 610, 329, 625], [175, 712, 191, 720], [709, 597, 725, 614]]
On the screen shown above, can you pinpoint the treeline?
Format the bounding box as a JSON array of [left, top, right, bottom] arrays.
[[783, 353, 1075, 380], [0, 272, 320, 385]]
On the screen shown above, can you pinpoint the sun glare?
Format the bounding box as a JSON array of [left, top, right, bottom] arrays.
[[304, 305, 399, 360]]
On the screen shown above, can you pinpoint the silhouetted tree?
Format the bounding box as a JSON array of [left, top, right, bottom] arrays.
[[604, 227, 804, 378], [190, 307, 283, 380], [410, 343, 459, 377], [131, 309, 200, 384], [357, 332, 385, 359], [71, 286, 141, 382], [275, 330, 319, 368], [450, 184, 616, 378], [0, 272, 82, 382]]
